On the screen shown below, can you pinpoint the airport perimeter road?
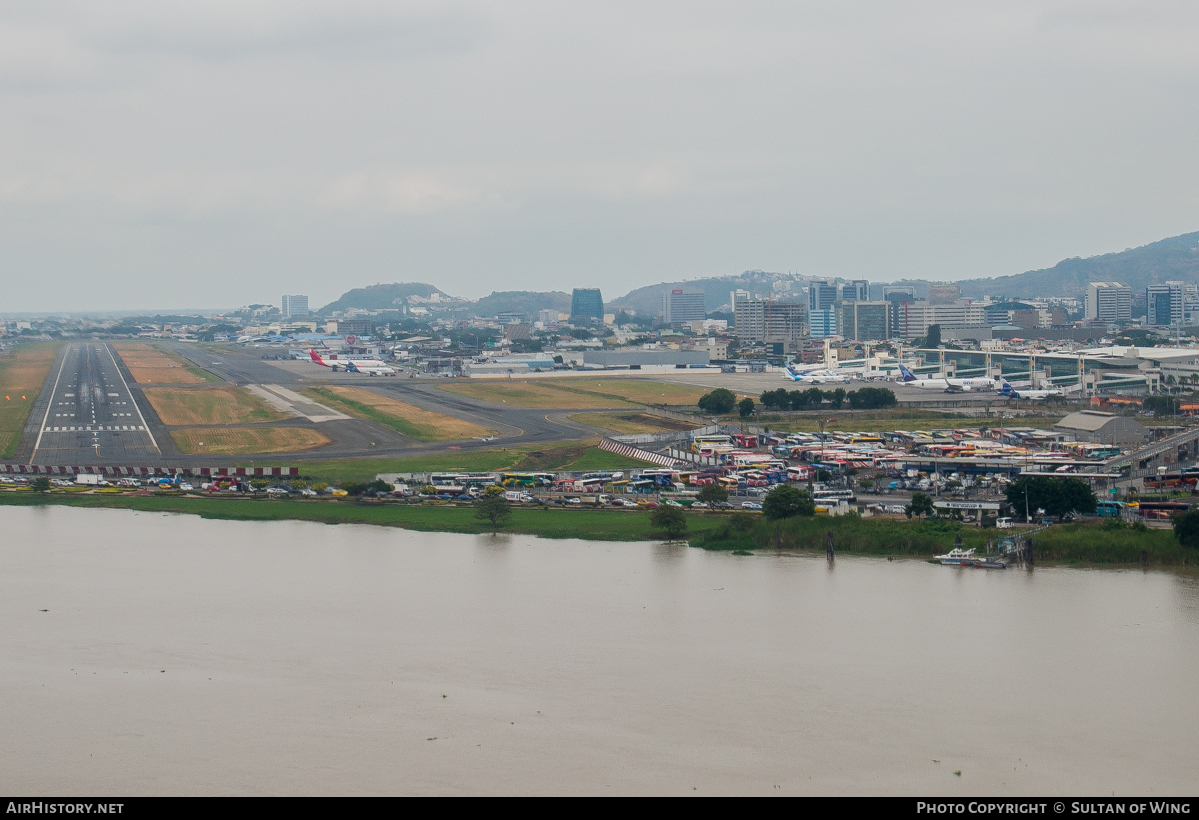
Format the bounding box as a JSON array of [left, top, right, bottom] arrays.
[[26, 343, 161, 464]]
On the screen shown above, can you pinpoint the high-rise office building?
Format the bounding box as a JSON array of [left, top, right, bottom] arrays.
[[1146, 282, 1185, 327], [883, 287, 916, 338], [1084, 282, 1132, 324], [734, 300, 806, 348], [840, 280, 869, 302], [663, 290, 706, 325], [837, 302, 890, 341], [809, 309, 838, 339], [570, 289, 604, 323], [808, 280, 839, 313], [281, 294, 309, 318]]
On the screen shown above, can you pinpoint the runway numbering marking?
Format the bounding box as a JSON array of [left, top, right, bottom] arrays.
[[0, 343, 61, 458]]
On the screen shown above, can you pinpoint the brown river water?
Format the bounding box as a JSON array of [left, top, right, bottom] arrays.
[[1, 505, 1196, 796]]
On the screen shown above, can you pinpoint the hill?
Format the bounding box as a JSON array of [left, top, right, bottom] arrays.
[[472, 291, 571, 319], [956, 231, 1199, 299], [609, 271, 783, 317], [318, 283, 443, 315]]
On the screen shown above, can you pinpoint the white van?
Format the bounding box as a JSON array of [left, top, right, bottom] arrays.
[[996, 517, 1013, 529]]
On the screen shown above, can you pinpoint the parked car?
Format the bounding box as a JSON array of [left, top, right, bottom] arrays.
[[741, 501, 762, 510]]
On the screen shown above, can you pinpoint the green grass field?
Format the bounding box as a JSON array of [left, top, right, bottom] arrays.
[[3, 493, 1194, 564], [0, 492, 724, 541]]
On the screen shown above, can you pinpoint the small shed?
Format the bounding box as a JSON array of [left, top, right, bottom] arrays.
[[1053, 411, 1148, 445]]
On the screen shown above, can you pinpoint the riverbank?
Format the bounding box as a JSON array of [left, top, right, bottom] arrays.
[[2, 491, 1197, 565]]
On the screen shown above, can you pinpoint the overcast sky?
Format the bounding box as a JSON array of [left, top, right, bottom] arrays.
[[2, 1, 1198, 312]]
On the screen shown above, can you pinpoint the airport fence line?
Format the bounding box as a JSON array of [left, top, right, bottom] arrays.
[[0, 464, 300, 477]]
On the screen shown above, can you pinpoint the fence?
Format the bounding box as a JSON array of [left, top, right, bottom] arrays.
[[0, 464, 300, 477]]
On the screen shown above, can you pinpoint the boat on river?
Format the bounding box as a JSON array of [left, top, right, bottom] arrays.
[[935, 547, 1006, 569]]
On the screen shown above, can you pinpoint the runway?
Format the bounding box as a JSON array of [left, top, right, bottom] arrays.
[[28, 343, 162, 465]]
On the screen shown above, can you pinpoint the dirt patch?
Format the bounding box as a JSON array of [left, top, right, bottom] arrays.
[[142, 385, 290, 426], [170, 427, 331, 455]]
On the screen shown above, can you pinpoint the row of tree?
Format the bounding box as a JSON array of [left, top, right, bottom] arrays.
[[758, 386, 896, 412]]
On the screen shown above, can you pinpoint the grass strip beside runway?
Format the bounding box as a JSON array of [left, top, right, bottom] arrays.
[[170, 426, 332, 455], [112, 343, 219, 384], [438, 378, 707, 409], [302, 386, 497, 441], [568, 411, 701, 435], [143, 385, 290, 425], [0, 343, 61, 458]]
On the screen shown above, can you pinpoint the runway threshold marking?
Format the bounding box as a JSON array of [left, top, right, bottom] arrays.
[[30, 343, 71, 462], [104, 344, 160, 454]]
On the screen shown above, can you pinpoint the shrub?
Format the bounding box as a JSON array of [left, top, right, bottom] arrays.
[[738, 397, 755, 417], [762, 485, 816, 520], [698, 388, 737, 414]]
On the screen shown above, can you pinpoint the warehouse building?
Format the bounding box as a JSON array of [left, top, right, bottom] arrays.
[[1053, 411, 1148, 445]]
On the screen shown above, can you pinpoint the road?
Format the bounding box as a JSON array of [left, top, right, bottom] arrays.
[[23, 343, 162, 465]]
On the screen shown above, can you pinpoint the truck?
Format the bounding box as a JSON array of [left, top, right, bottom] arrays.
[[74, 473, 105, 486]]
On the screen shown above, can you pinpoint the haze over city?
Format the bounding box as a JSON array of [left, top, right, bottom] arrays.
[[4, 1, 1199, 312]]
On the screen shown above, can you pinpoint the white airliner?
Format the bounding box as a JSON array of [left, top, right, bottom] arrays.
[[897, 364, 996, 392], [309, 349, 395, 375], [345, 360, 397, 377], [782, 362, 854, 384], [998, 381, 1064, 400]]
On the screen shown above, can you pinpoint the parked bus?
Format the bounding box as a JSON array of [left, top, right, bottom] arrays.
[[1095, 500, 1125, 518], [500, 472, 556, 487]]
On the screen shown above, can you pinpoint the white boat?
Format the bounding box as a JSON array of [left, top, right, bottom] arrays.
[[935, 547, 1006, 569]]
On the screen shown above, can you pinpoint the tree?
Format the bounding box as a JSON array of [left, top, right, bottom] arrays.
[[759, 388, 791, 409], [250, 478, 271, 490], [925, 324, 942, 348], [847, 387, 897, 409], [738, 397, 755, 417], [342, 479, 393, 496], [762, 485, 816, 520], [30, 476, 51, 493], [698, 388, 737, 414], [1004, 476, 1097, 520], [474, 491, 512, 531], [651, 505, 688, 538], [800, 387, 824, 408], [823, 388, 846, 410], [905, 492, 935, 518], [312, 482, 328, 494], [1172, 510, 1199, 549], [697, 483, 729, 505]]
